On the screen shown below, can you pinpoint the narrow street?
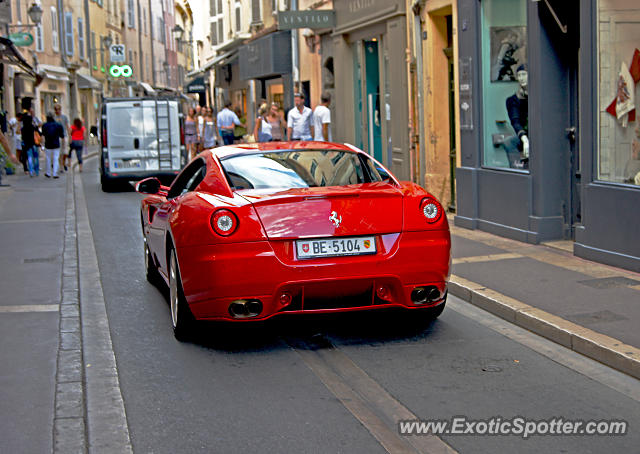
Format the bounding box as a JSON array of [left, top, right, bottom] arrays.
[[76, 156, 640, 453]]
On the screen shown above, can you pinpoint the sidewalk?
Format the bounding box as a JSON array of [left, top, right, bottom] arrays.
[[0, 164, 68, 453], [448, 215, 640, 379]]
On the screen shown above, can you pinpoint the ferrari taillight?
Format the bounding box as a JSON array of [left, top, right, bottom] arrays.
[[420, 197, 442, 223], [211, 209, 238, 236]]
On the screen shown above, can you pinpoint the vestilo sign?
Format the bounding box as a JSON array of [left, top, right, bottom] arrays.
[[278, 10, 335, 30]]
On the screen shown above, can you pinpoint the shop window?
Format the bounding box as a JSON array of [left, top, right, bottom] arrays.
[[598, 0, 640, 186], [481, 0, 528, 170]]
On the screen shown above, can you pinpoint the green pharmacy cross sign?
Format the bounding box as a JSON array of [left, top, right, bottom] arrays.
[[8, 32, 34, 47], [109, 65, 133, 78]]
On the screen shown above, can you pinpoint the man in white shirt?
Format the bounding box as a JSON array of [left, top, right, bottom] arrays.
[[312, 92, 332, 142], [287, 93, 314, 141], [217, 101, 245, 145]]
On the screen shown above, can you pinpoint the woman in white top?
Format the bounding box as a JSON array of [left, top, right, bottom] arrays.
[[253, 103, 273, 142], [202, 107, 217, 148]]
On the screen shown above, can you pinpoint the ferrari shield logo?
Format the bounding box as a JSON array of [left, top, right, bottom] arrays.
[[329, 211, 342, 227], [302, 244, 310, 253], [364, 240, 371, 249]]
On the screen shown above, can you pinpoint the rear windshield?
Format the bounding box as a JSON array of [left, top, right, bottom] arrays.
[[221, 150, 384, 190]]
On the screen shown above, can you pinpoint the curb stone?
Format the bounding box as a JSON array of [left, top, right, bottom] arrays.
[[448, 275, 640, 380]]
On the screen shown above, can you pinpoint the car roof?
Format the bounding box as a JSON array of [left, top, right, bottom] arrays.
[[210, 141, 361, 160]]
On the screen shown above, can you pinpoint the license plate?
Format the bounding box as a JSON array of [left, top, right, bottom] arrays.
[[296, 236, 376, 259], [113, 159, 141, 169]]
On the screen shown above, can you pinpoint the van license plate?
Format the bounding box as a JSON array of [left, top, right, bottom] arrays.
[[296, 236, 376, 259], [114, 160, 141, 169]]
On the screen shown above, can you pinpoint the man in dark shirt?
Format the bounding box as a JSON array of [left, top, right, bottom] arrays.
[[21, 107, 38, 176], [41, 113, 65, 178]]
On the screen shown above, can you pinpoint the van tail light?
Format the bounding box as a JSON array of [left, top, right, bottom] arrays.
[[420, 197, 443, 223], [180, 122, 185, 145], [210, 209, 238, 236], [101, 120, 107, 147]]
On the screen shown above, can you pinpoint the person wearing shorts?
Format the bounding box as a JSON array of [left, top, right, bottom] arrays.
[[69, 118, 85, 172]]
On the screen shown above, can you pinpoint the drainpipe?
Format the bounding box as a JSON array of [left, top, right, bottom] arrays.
[[137, 0, 144, 83], [412, 0, 426, 188], [291, 0, 299, 94], [148, 0, 156, 86]]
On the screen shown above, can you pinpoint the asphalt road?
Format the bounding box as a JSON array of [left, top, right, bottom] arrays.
[[81, 158, 640, 454]]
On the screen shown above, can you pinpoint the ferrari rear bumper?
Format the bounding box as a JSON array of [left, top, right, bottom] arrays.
[[177, 230, 451, 321]]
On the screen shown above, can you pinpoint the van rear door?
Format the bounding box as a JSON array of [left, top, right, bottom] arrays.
[[141, 100, 181, 172], [106, 101, 146, 174]]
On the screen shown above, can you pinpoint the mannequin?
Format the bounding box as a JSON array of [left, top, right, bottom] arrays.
[[504, 64, 529, 169]]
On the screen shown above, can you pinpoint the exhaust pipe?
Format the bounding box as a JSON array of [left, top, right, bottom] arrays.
[[228, 299, 263, 318], [411, 286, 441, 305]]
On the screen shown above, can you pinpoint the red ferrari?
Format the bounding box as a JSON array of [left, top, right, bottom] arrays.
[[136, 142, 451, 339]]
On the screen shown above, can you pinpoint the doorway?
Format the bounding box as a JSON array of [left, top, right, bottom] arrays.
[[364, 40, 382, 162], [541, 1, 581, 238]]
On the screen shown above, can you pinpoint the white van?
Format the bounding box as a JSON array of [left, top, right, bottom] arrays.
[[99, 97, 186, 191]]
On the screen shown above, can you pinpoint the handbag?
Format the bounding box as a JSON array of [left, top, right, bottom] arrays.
[[34, 129, 42, 146]]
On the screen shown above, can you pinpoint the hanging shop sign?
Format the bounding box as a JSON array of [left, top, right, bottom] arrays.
[[109, 65, 133, 78], [110, 44, 126, 62], [278, 10, 335, 30], [8, 32, 34, 47]]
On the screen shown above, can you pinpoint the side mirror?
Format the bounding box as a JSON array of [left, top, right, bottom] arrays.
[[135, 177, 162, 195]]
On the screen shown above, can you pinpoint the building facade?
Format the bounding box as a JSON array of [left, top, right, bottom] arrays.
[[332, 0, 411, 179], [455, 0, 640, 272]]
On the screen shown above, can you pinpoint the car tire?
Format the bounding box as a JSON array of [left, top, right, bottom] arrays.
[[169, 248, 195, 341], [101, 174, 115, 192], [422, 293, 447, 320], [144, 238, 162, 286]]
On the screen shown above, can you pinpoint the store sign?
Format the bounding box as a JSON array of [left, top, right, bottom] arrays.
[[278, 10, 335, 30], [110, 44, 126, 62], [109, 65, 133, 78], [186, 77, 206, 93], [8, 32, 34, 47]]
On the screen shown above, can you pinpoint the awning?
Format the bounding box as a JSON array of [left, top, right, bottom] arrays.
[[202, 50, 238, 72], [38, 64, 70, 82], [0, 36, 40, 81], [139, 82, 156, 95], [185, 76, 206, 93], [77, 73, 102, 90]]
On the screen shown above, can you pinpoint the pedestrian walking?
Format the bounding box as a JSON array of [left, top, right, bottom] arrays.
[[313, 92, 332, 142], [8, 113, 24, 171], [54, 104, 70, 172], [41, 113, 65, 178], [267, 102, 285, 142], [287, 93, 314, 141], [184, 107, 198, 160], [253, 103, 273, 142], [217, 101, 245, 146], [69, 118, 85, 172], [196, 106, 205, 152], [21, 107, 39, 177], [202, 107, 217, 149]]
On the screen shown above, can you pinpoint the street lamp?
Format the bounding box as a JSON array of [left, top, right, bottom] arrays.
[[103, 35, 113, 50], [172, 25, 193, 45], [7, 3, 43, 29]]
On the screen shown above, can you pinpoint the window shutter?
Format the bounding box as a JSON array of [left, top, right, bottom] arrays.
[[51, 8, 59, 52], [218, 20, 223, 43], [128, 0, 135, 28], [235, 7, 241, 32], [64, 12, 74, 56], [35, 24, 44, 52], [210, 21, 217, 45], [251, 0, 261, 25], [77, 18, 84, 59]]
